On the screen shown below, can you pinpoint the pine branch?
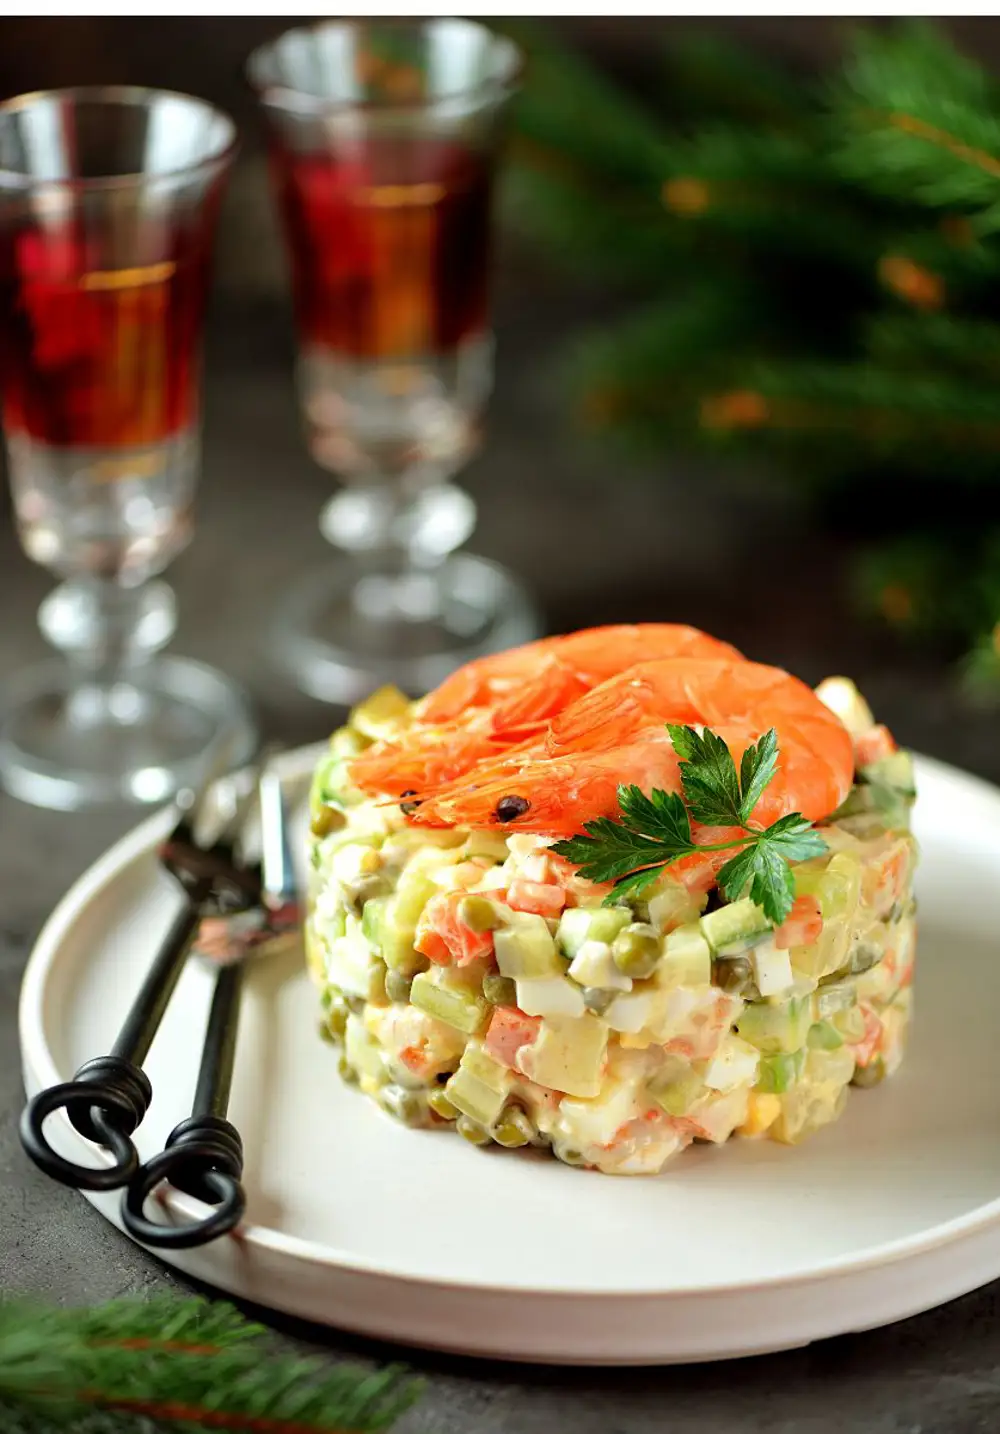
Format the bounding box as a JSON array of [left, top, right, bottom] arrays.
[[0, 1298, 421, 1434], [833, 21, 1000, 210], [663, 30, 810, 129]]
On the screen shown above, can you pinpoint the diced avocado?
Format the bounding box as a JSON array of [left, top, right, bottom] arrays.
[[410, 969, 489, 1035], [756, 1048, 806, 1094], [494, 912, 563, 979], [659, 922, 712, 988], [700, 898, 770, 953], [556, 905, 629, 958], [736, 995, 812, 1054], [861, 750, 915, 799], [517, 1014, 609, 1098], [808, 1020, 846, 1051], [445, 1046, 513, 1126], [349, 685, 411, 742], [344, 1014, 384, 1081]]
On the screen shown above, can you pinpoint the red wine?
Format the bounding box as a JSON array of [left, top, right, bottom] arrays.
[[271, 137, 493, 362]]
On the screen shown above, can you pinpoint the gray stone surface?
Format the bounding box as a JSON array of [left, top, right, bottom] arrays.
[[3, 284, 1000, 1431]]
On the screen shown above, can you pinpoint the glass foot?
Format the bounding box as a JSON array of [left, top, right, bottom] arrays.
[[0, 656, 259, 811], [270, 552, 543, 705]]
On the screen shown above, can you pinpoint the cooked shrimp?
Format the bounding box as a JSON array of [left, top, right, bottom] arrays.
[[350, 624, 744, 798], [403, 658, 854, 837]]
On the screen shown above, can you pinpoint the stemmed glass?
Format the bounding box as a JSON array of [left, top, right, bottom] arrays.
[[247, 19, 541, 704], [0, 87, 257, 810]]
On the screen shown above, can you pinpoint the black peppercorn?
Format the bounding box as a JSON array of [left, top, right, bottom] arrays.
[[495, 794, 530, 822]]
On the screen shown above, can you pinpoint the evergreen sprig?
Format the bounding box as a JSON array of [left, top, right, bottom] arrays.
[[0, 1296, 421, 1433], [508, 19, 1000, 681]]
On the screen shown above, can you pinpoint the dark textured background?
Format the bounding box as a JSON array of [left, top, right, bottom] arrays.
[[3, 18, 1000, 1432]]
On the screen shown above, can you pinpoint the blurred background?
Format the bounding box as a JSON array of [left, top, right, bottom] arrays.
[[2, 16, 1000, 776]]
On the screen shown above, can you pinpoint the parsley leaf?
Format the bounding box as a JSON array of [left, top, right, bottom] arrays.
[[738, 728, 779, 824], [667, 724, 742, 826], [552, 785, 695, 889], [554, 725, 830, 924]]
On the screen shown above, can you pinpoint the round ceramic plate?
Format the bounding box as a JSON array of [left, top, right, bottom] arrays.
[[18, 748, 1000, 1365]]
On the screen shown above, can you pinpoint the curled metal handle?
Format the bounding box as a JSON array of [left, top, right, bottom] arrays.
[[121, 1114, 246, 1250], [19, 1056, 152, 1192]]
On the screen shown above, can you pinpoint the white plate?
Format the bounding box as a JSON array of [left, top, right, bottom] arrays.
[[18, 748, 1000, 1365]]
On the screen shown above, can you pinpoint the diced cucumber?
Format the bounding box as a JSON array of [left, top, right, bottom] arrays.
[[495, 912, 563, 979], [805, 1045, 856, 1087], [650, 1066, 705, 1117], [756, 1048, 806, 1094], [349, 685, 411, 742], [659, 922, 712, 988], [379, 871, 437, 975], [647, 881, 706, 932], [410, 969, 490, 1035], [700, 899, 770, 953], [518, 1014, 609, 1098], [393, 870, 437, 929], [816, 980, 858, 1019], [808, 1020, 845, 1050], [862, 750, 915, 798], [361, 896, 386, 946], [736, 995, 812, 1054], [557, 905, 629, 958], [793, 853, 861, 924], [344, 1014, 384, 1081], [445, 1045, 513, 1126], [515, 975, 586, 1019]]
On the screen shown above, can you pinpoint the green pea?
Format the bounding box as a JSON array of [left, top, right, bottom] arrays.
[[557, 1146, 588, 1166], [337, 1056, 359, 1085], [367, 959, 388, 1006], [583, 987, 614, 1015], [380, 1085, 428, 1126], [385, 969, 413, 1004], [428, 1089, 459, 1121], [345, 993, 367, 1016], [456, 1116, 490, 1146], [483, 974, 517, 1006], [318, 1020, 336, 1044], [712, 956, 759, 998], [852, 1057, 886, 1088], [457, 895, 504, 932], [311, 805, 346, 838], [326, 999, 349, 1038], [845, 942, 881, 976], [493, 1107, 535, 1149], [612, 924, 661, 979]]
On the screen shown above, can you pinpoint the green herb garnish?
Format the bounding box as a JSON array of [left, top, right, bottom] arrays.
[[552, 724, 828, 923]]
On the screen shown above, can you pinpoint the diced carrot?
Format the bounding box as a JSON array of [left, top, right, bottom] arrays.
[[774, 894, 824, 950], [852, 1004, 883, 1067], [399, 1045, 432, 1076], [854, 724, 898, 769], [485, 1007, 541, 1069], [506, 878, 566, 918], [414, 892, 494, 967]]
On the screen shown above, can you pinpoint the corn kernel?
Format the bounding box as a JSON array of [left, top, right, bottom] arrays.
[[738, 1092, 781, 1138]]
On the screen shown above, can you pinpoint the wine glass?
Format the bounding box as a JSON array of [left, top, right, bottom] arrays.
[[0, 87, 257, 811], [247, 19, 541, 705]]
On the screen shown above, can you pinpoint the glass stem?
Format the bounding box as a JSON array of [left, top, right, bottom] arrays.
[[38, 576, 177, 725]]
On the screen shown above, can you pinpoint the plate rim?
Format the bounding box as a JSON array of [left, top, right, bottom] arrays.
[[18, 746, 1000, 1302]]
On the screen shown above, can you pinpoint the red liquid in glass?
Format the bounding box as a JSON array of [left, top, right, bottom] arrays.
[[271, 138, 493, 361], [0, 226, 213, 449]]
